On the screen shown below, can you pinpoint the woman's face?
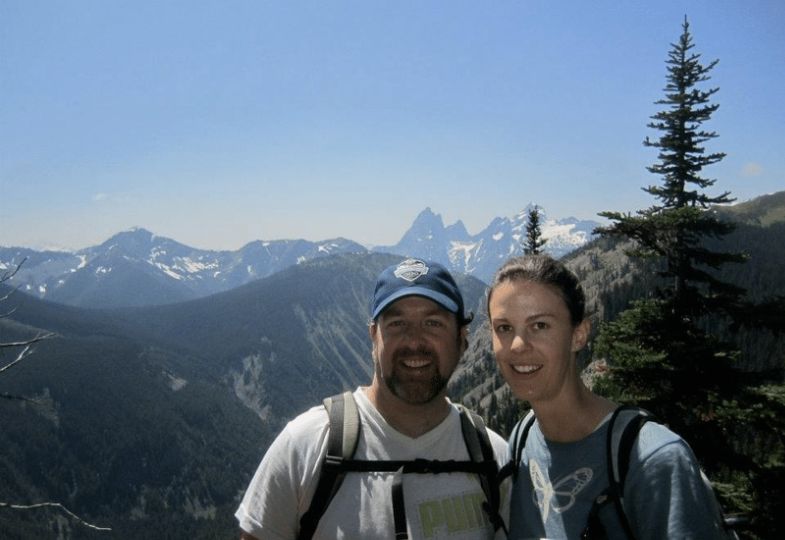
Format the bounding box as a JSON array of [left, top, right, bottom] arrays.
[[489, 279, 589, 405]]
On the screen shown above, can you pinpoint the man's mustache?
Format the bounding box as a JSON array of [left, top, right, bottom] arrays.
[[393, 346, 436, 361]]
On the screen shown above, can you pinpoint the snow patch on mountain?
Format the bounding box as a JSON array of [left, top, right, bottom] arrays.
[[154, 263, 184, 281]]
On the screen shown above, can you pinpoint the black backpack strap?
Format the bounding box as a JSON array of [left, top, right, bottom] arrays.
[[392, 466, 408, 540], [298, 391, 360, 540], [456, 405, 507, 534], [588, 405, 652, 540], [612, 410, 742, 540], [499, 409, 535, 483]]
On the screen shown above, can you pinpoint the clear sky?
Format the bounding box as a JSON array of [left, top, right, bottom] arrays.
[[2, 1, 783, 251]]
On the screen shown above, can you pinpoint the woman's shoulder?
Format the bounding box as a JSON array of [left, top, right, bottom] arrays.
[[635, 420, 698, 467]]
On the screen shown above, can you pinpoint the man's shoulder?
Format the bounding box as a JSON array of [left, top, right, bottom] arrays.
[[284, 388, 366, 442], [278, 400, 331, 442]]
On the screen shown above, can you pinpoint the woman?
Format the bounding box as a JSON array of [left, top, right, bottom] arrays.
[[487, 254, 726, 539]]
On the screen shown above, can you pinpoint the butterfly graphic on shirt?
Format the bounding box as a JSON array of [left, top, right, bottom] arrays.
[[529, 460, 594, 522]]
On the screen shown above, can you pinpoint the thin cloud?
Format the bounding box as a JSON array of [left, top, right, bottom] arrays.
[[741, 162, 764, 177], [92, 193, 134, 204]]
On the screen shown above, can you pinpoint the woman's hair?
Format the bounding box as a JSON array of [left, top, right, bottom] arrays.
[[487, 254, 586, 326]]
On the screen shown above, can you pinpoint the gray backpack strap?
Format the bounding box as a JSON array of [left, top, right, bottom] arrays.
[[456, 405, 507, 534], [331, 390, 359, 459], [499, 409, 535, 482], [583, 406, 652, 540], [298, 391, 360, 540]]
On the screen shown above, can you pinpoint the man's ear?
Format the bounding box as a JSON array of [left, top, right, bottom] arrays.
[[460, 325, 469, 355], [571, 319, 591, 353]]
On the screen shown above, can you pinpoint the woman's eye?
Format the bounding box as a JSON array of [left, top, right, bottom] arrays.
[[533, 321, 549, 331], [495, 324, 512, 333]]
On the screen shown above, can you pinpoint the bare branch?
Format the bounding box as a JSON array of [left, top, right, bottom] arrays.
[[1, 331, 58, 349], [0, 501, 112, 531], [1, 257, 27, 283], [0, 287, 19, 304], [0, 305, 19, 319], [0, 344, 33, 374], [1, 257, 27, 306], [0, 333, 57, 374], [0, 392, 39, 403]]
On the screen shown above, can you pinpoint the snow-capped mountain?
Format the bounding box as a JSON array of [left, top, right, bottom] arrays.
[[0, 208, 598, 307], [374, 206, 600, 283], [0, 228, 366, 307]]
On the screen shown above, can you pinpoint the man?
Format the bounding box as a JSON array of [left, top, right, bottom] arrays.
[[236, 258, 509, 540]]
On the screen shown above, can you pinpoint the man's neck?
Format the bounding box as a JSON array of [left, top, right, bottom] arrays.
[[363, 384, 452, 438]]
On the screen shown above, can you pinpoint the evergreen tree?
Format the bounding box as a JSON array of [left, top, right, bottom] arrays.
[[524, 205, 546, 255], [593, 18, 785, 537]]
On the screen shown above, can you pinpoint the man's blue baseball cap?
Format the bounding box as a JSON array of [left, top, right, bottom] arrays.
[[371, 258, 471, 324]]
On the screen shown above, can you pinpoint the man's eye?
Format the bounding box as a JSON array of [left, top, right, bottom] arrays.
[[424, 319, 443, 328]]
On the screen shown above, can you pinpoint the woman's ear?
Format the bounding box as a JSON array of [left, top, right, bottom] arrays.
[[571, 319, 591, 353]]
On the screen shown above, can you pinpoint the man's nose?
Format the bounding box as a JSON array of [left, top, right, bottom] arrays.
[[402, 322, 426, 341]]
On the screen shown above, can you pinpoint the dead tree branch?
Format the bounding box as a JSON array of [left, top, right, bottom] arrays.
[[0, 501, 112, 531], [0, 332, 58, 374], [1, 256, 27, 316], [1, 256, 26, 283], [0, 333, 58, 401]]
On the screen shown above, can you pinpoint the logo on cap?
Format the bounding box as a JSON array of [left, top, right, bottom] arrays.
[[393, 258, 429, 282]]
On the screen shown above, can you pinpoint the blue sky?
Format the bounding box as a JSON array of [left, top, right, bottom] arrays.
[[2, 1, 783, 251]]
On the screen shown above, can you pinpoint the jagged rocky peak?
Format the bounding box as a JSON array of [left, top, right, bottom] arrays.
[[410, 207, 445, 230]]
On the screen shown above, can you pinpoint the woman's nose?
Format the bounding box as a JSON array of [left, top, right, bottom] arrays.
[[511, 333, 528, 352]]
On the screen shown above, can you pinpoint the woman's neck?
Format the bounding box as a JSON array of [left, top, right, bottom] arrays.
[[532, 385, 616, 443]]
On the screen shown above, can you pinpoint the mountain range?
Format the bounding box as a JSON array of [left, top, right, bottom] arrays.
[[373, 205, 598, 282], [0, 206, 598, 308]]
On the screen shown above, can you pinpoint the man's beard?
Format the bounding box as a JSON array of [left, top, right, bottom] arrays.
[[379, 345, 449, 405]]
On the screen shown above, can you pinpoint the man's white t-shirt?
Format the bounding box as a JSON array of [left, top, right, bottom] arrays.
[[236, 387, 510, 540]]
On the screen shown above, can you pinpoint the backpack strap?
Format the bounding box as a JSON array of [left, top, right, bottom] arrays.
[[298, 391, 359, 540], [456, 405, 507, 534], [299, 395, 503, 540], [612, 409, 743, 540], [498, 409, 535, 482], [582, 405, 653, 540]]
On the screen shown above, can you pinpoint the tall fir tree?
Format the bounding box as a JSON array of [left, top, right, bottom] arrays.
[[593, 18, 785, 537], [524, 205, 547, 255]]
